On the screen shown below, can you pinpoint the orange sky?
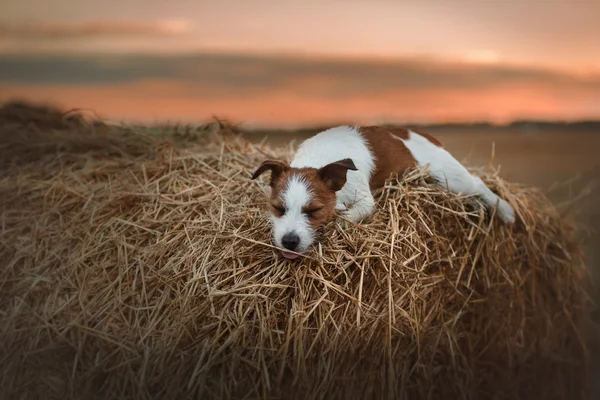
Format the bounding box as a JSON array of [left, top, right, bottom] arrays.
[[1, 1, 600, 126]]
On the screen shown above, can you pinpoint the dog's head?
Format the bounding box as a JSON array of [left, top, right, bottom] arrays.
[[251, 158, 357, 259]]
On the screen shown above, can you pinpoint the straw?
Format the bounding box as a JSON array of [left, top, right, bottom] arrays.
[[0, 102, 592, 400]]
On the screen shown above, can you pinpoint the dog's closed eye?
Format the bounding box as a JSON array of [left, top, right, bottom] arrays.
[[270, 203, 286, 217], [303, 207, 323, 219]]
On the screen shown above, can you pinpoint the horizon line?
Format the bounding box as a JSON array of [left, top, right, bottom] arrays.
[[121, 116, 600, 132], [4, 98, 600, 132]]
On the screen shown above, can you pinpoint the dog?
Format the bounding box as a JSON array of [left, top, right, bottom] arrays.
[[251, 125, 515, 259]]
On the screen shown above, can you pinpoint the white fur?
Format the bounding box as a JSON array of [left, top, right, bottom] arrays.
[[270, 175, 315, 253], [291, 126, 377, 223], [393, 130, 515, 224]]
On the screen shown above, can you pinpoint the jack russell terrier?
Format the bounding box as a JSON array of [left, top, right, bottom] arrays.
[[251, 125, 515, 260]]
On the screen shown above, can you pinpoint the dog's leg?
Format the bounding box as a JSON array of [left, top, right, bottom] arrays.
[[470, 176, 515, 224], [395, 131, 515, 224], [336, 173, 376, 223], [340, 189, 376, 223], [429, 164, 515, 224]]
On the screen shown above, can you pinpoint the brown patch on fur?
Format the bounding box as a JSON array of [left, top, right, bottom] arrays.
[[358, 126, 444, 189]]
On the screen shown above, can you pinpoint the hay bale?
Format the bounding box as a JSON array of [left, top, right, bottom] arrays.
[[0, 110, 592, 399]]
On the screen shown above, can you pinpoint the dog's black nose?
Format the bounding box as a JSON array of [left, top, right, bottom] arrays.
[[281, 232, 300, 251]]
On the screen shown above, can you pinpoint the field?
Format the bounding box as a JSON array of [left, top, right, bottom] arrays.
[[1, 104, 598, 398]]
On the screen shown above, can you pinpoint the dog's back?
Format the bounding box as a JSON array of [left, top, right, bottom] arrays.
[[290, 125, 515, 224]]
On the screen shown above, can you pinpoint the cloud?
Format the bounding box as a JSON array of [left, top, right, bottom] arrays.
[[1, 53, 599, 126], [1, 53, 599, 96], [463, 50, 501, 65], [0, 20, 190, 40]]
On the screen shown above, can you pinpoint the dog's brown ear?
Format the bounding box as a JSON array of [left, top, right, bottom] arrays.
[[251, 160, 289, 186], [318, 158, 358, 191]]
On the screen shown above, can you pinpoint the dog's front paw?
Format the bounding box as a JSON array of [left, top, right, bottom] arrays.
[[339, 207, 368, 223], [336, 210, 354, 229], [337, 208, 350, 219]]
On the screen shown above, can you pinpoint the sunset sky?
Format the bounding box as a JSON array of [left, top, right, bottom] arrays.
[[1, 0, 600, 127]]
